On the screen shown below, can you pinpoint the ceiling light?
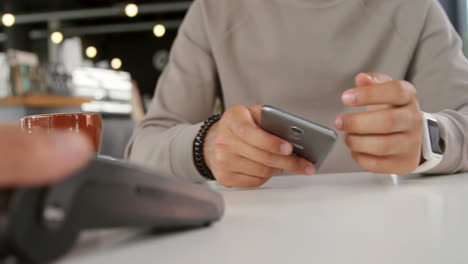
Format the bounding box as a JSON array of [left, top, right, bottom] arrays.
[[125, 3, 139, 18], [111, 58, 122, 70], [153, 24, 166, 38], [86, 46, 98, 59], [50, 32, 64, 44], [1, 13, 15, 27]]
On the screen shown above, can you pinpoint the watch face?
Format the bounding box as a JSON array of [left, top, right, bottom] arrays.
[[428, 119, 443, 155]]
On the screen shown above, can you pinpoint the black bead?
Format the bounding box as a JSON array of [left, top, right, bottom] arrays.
[[193, 114, 223, 181]]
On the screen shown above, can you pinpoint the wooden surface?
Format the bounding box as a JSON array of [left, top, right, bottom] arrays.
[[0, 96, 91, 107]]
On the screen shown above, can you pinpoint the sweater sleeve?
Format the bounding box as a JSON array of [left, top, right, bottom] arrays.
[[406, 0, 468, 174], [125, 0, 217, 182]]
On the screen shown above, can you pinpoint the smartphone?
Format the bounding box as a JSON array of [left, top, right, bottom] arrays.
[[260, 105, 338, 171]]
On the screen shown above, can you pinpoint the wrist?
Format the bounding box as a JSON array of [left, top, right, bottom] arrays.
[[193, 115, 221, 180], [203, 122, 218, 171], [412, 112, 444, 174]]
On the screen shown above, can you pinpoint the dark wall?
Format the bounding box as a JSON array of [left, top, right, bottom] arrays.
[[1, 0, 186, 97], [439, 0, 458, 28], [438, 0, 467, 35], [2, 0, 185, 13], [82, 30, 177, 96]]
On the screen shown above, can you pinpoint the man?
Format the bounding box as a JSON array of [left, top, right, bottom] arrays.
[[0, 126, 92, 187], [126, 0, 468, 188]]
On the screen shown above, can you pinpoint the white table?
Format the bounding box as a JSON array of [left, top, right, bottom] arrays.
[[59, 172, 468, 264]]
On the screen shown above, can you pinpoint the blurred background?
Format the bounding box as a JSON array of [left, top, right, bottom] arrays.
[[0, 0, 467, 157], [0, 0, 191, 157]]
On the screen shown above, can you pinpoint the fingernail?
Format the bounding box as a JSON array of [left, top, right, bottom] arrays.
[[280, 142, 293, 155], [362, 73, 373, 81], [342, 92, 356, 105], [53, 132, 92, 160], [305, 164, 315, 175], [335, 116, 343, 129]]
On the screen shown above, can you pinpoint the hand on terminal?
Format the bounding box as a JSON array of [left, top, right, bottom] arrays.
[[336, 73, 424, 176], [202, 105, 316, 188], [0, 126, 93, 188]]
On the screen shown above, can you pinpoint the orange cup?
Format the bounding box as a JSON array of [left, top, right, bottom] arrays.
[[20, 113, 102, 153]]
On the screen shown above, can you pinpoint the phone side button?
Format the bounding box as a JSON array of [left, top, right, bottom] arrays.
[[291, 143, 304, 151]]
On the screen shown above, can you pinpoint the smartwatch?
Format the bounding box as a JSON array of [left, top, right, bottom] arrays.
[[412, 112, 445, 174]]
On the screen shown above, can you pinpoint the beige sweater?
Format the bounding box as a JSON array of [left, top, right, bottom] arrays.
[[126, 0, 468, 182]]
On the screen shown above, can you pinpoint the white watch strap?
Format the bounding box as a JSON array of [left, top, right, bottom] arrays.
[[412, 157, 442, 174], [411, 113, 443, 174]]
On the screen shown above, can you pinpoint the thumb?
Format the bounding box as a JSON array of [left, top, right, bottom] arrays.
[[355, 72, 393, 87], [247, 105, 263, 126]]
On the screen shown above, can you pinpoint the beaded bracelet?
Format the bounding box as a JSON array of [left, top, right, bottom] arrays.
[[193, 114, 221, 180]]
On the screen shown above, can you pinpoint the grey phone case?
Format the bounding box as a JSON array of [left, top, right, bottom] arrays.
[[261, 105, 337, 171]]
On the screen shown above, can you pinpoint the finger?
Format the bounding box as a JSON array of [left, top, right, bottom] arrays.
[[3, 121, 20, 127], [355, 72, 393, 87], [336, 107, 422, 134], [354, 73, 393, 111], [220, 153, 279, 179], [342, 80, 417, 107], [355, 73, 394, 111], [366, 104, 393, 112], [217, 172, 269, 189], [224, 137, 315, 175], [225, 105, 293, 155], [350, 151, 419, 176], [344, 133, 413, 157], [0, 127, 93, 187]]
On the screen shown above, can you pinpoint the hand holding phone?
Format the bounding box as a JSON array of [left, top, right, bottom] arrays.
[[201, 105, 316, 188], [261, 105, 337, 171]]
